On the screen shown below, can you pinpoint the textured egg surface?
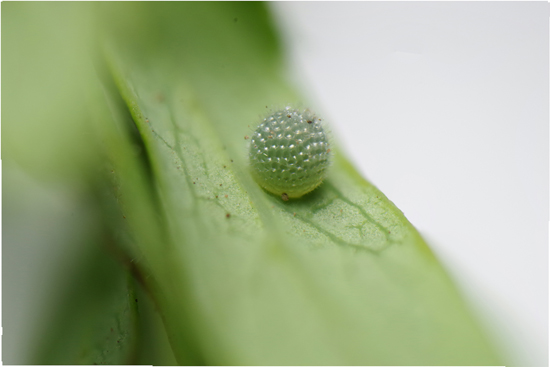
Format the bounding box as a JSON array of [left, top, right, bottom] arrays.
[[249, 107, 331, 199]]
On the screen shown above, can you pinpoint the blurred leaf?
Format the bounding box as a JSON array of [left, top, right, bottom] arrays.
[[32, 241, 139, 365], [2, 2, 99, 183], [93, 2, 503, 365], [2, 3, 176, 365]]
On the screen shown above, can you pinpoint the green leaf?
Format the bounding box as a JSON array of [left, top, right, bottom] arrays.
[[2, 2, 99, 183], [3, 4, 177, 364], [92, 2, 504, 365], [3, 1, 503, 365], [31, 240, 140, 365]]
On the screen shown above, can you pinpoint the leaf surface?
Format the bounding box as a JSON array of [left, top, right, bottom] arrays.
[[95, 2, 502, 365]]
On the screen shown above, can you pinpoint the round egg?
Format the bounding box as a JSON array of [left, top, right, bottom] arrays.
[[249, 106, 331, 199]]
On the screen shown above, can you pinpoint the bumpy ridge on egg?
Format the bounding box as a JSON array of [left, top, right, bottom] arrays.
[[249, 106, 331, 199]]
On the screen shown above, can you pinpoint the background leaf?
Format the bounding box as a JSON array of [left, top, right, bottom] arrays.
[[3, 3, 175, 364]]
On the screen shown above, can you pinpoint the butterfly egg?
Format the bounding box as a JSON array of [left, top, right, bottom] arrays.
[[249, 106, 332, 199]]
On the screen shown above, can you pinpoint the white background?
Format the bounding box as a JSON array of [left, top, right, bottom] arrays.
[[272, 2, 548, 366]]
